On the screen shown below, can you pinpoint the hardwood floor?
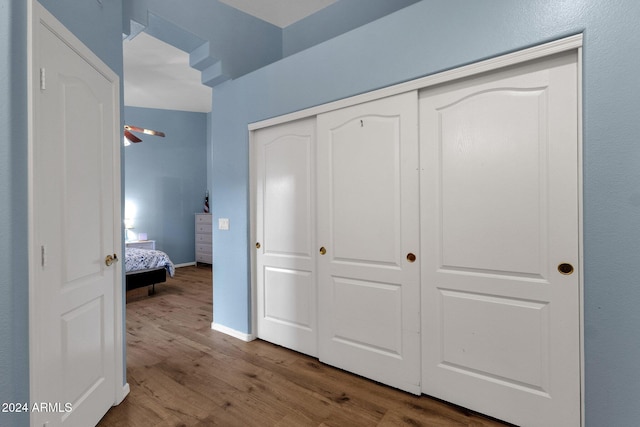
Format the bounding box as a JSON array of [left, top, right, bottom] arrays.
[[99, 266, 510, 427]]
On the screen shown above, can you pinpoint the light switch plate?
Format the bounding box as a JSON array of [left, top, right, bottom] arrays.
[[218, 218, 229, 230]]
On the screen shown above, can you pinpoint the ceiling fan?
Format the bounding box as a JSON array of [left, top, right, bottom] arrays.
[[123, 124, 166, 144]]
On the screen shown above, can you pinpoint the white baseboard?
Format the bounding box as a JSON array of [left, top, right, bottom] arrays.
[[115, 382, 130, 405], [211, 322, 256, 342], [174, 262, 196, 268]]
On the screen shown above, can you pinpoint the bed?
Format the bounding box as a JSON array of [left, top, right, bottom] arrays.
[[125, 247, 175, 294]]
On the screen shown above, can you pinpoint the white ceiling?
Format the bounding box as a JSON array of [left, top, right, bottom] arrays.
[[124, 32, 212, 113], [123, 0, 338, 113]]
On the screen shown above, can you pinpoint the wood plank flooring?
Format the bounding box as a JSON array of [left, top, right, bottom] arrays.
[[98, 266, 511, 427]]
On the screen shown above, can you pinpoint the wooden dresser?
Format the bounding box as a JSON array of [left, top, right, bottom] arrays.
[[195, 213, 212, 265]]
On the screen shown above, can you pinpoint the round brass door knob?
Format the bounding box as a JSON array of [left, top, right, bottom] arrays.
[[406, 253, 416, 263], [256, 242, 261, 249], [319, 247, 327, 255], [105, 254, 118, 266], [558, 263, 574, 275]]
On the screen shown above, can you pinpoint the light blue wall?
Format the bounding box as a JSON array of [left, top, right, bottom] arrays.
[[0, 1, 29, 427], [283, 0, 420, 56], [207, 113, 213, 198], [124, 107, 208, 264], [210, 1, 640, 425], [38, 0, 124, 73]]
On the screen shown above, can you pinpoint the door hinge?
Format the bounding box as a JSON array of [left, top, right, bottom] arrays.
[[40, 67, 46, 90], [41, 245, 46, 267]]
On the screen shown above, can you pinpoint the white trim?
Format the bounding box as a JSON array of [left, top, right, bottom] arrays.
[[577, 45, 585, 427], [211, 322, 256, 342], [249, 34, 583, 131], [175, 261, 197, 268], [249, 129, 258, 341], [116, 383, 130, 405], [112, 79, 125, 417]]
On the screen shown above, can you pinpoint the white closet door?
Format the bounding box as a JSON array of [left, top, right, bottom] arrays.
[[420, 52, 580, 426], [255, 118, 317, 356], [317, 91, 421, 394]]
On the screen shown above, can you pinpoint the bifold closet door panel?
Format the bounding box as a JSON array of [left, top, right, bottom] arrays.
[[254, 117, 317, 357], [317, 91, 421, 394], [420, 52, 580, 427]]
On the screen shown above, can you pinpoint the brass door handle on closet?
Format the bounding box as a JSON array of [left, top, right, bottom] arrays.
[[256, 242, 261, 249], [319, 247, 327, 255], [557, 263, 574, 275], [406, 253, 416, 263]]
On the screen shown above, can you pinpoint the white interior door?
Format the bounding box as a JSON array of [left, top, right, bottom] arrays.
[[30, 4, 122, 426], [420, 52, 580, 426], [317, 92, 421, 394], [254, 118, 317, 356]]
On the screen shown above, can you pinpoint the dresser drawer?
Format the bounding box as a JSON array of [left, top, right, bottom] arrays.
[[196, 243, 212, 255], [196, 224, 212, 234], [196, 233, 212, 244], [196, 213, 212, 225], [196, 253, 212, 264]]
